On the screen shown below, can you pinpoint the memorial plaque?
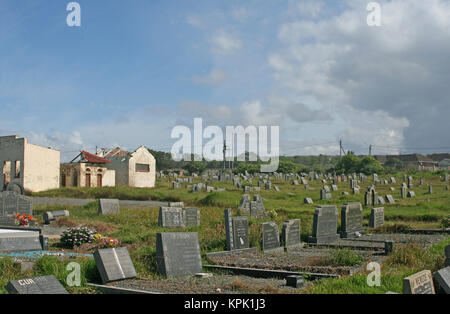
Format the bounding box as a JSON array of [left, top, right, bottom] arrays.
[[282, 219, 301, 249], [308, 206, 340, 244], [0, 229, 43, 251], [261, 222, 282, 253], [433, 267, 450, 294], [158, 207, 185, 228], [183, 208, 200, 227], [98, 199, 120, 215], [93, 247, 137, 283], [156, 232, 202, 278], [403, 270, 435, 294], [369, 207, 385, 228], [6, 275, 68, 294], [340, 202, 364, 238]]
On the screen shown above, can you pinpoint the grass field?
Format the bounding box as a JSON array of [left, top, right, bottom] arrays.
[[1, 172, 448, 294]]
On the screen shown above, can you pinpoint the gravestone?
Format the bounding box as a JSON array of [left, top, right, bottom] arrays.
[[403, 270, 435, 294], [282, 219, 301, 250], [273, 185, 280, 192], [369, 207, 385, 228], [286, 275, 304, 288], [225, 209, 249, 251], [156, 232, 202, 278], [98, 199, 120, 215], [169, 202, 184, 208], [232, 217, 249, 250], [261, 222, 283, 253], [172, 182, 180, 189], [407, 191, 416, 198], [433, 267, 450, 294], [408, 176, 414, 189], [304, 198, 313, 205], [340, 202, 364, 238], [331, 185, 338, 191], [308, 206, 340, 244], [445, 245, 450, 267], [0, 229, 44, 251], [93, 247, 137, 283], [385, 195, 395, 204], [401, 185, 407, 199], [158, 207, 185, 228], [377, 196, 385, 205], [428, 185, 433, 194], [43, 210, 69, 224], [184, 207, 200, 227], [6, 275, 68, 294], [0, 192, 33, 226]]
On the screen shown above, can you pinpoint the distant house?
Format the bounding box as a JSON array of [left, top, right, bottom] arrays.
[[98, 146, 156, 188], [428, 153, 450, 163], [438, 159, 450, 170], [374, 154, 438, 171], [60, 151, 115, 188], [0, 135, 60, 192]]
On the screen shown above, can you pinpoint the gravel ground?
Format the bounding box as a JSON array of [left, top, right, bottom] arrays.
[[206, 247, 376, 276], [107, 274, 307, 294]]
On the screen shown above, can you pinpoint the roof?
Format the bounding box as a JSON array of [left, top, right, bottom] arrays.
[[428, 153, 450, 162], [79, 151, 112, 164], [103, 147, 129, 158], [374, 154, 437, 164], [439, 159, 450, 167]]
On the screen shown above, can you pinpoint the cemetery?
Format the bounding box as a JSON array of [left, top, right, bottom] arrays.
[[0, 170, 449, 295]]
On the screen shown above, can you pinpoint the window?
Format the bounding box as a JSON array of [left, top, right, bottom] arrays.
[[15, 161, 21, 178], [135, 163, 150, 172]]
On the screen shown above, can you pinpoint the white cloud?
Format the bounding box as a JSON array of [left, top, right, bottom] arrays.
[[193, 69, 228, 85], [210, 30, 242, 55]]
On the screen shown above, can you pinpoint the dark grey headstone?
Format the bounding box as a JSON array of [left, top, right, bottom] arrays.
[[156, 232, 202, 278], [282, 219, 301, 250], [369, 207, 384, 228], [6, 275, 68, 294], [0, 192, 33, 226], [93, 247, 137, 283], [433, 267, 450, 294], [158, 207, 185, 228], [232, 217, 249, 250], [308, 206, 340, 244], [0, 230, 43, 251], [403, 270, 435, 294], [98, 199, 120, 215], [261, 222, 282, 253], [340, 202, 364, 238]]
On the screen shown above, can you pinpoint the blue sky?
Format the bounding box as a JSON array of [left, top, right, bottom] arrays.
[[1, 0, 449, 161]]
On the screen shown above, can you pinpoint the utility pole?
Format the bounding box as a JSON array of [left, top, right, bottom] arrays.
[[223, 140, 227, 170], [340, 140, 342, 159], [369, 145, 372, 156]]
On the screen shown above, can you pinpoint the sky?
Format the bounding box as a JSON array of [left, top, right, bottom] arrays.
[[1, 0, 450, 162]]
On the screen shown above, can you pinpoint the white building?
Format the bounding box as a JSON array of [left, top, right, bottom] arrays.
[[99, 146, 156, 188], [0, 135, 60, 192]]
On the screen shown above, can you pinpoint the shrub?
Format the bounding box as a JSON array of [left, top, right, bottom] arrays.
[[61, 226, 97, 248]]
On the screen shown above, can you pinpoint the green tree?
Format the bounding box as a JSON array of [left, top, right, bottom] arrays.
[[385, 158, 404, 171], [358, 156, 384, 175], [335, 154, 361, 174], [182, 162, 206, 175], [277, 160, 298, 174]]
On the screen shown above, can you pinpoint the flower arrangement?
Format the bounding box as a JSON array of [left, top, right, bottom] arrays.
[[93, 233, 121, 248], [99, 236, 121, 248], [60, 226, 96, 247], [15, 213, 34, 227]]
